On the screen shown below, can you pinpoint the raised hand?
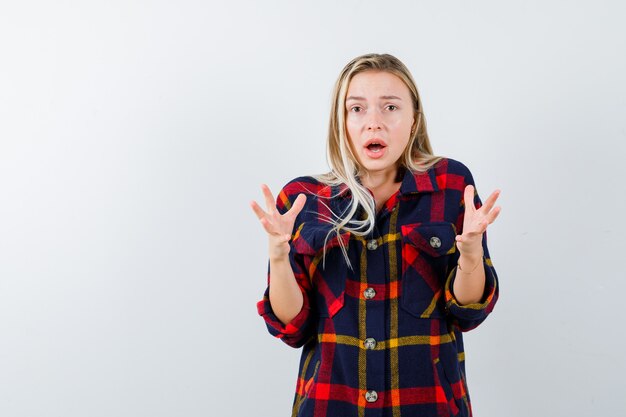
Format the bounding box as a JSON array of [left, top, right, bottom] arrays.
[[250, 184, 307, 261], [455, 185, 501, 257]]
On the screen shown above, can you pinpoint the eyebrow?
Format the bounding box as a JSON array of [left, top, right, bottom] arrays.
[[346, 95, 403, 102]]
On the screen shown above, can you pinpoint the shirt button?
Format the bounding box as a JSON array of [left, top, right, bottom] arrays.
[[363, 287, 376, 299], [429, 236, 442, 249], [365, 390, 378, 402], [364, 338, 377, 350], [366, 239, 378, 250]]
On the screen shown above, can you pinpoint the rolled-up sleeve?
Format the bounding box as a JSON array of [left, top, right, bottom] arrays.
[[256, 252, 315, 348], [256, 181, 316, 348], [443, 169, 500, 332], [444, 231, 499, 331]]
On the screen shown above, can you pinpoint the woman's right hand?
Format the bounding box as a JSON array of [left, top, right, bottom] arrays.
[[250, 184, 307, 261]]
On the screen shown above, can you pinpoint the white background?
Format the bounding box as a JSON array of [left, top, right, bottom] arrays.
[[1, 1, 625, 416]]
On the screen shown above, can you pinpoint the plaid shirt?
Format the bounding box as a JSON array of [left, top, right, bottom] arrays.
[[257, 158, 499, 417]]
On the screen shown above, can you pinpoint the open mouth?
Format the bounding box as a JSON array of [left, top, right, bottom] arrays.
[[366, 143, 386, 153]]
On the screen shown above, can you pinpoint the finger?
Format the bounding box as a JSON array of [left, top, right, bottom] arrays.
[[286, 193, 307, 219], [263, 219, 291, 242], [463, 185, 475, 214], [261, 184, 277, 214], [456, 232, 483, 248], [259, 216, 283, 236], [456, 233, 481, 243], [476, 212, 498, 233], [249, 200, 269, 221], [479, 189, 501, 214], [486, 206, 502, 224]]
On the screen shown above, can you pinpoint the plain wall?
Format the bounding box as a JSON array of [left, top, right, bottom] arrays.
[[1, 1, 625, 416]]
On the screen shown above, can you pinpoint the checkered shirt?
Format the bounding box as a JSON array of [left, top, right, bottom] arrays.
[[257, 157, 499, 417]]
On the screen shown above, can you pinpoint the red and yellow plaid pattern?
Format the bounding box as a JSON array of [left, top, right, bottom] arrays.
[[257, 158, 499, 417]]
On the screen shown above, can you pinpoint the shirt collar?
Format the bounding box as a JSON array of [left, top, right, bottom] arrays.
[[335, 164, 440, 198]]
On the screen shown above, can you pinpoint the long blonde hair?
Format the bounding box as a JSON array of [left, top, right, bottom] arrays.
[[311, 53, 442, 270]]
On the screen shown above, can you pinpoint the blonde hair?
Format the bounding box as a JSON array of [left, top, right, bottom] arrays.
[[311, 53, 442, 270]]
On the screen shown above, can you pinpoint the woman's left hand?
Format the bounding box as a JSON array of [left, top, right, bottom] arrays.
[[455, 185, 501, 256]]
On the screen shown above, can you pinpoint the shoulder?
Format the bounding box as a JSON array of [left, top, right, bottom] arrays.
[[275, 175, 331, 215], [432, 156, 472, 177], [279, 175, 327, 199], [430, 157, 476, 186]]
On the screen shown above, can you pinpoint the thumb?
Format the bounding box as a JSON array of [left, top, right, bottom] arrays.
[[288, 193, 307, 218]]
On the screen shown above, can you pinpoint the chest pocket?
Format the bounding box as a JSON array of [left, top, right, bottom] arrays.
[[291, 223, 351, 319], [400, 221, 457, 319]]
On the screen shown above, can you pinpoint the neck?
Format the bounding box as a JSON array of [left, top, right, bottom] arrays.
[[360, 165, 402, 190]]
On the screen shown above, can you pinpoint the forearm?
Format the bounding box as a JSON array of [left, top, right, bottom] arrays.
[[268, 254, 304, 326], [452, 252, 486, 305]]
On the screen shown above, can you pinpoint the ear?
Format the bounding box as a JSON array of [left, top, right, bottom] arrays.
[[411, 113, 419, 134]]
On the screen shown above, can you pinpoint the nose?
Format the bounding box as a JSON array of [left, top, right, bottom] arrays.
[[367, 111, 382, 130]]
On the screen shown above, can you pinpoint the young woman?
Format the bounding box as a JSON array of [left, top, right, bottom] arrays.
[[250, 53, 501, 417]]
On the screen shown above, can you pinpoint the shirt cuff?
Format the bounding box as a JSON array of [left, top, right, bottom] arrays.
[[444, 255, 498, 322], [256, 290, 311, 338]]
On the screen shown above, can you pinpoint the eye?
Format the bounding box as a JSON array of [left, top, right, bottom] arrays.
[[350, 106, 363, 113], [386, 105, 398, 111]]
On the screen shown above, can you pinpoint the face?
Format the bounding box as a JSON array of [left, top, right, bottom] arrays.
[[345, 70, 415, 178]]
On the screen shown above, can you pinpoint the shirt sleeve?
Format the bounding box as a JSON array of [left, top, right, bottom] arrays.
[[443, 168, 499, 332], [256, 180, 316, 348]]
